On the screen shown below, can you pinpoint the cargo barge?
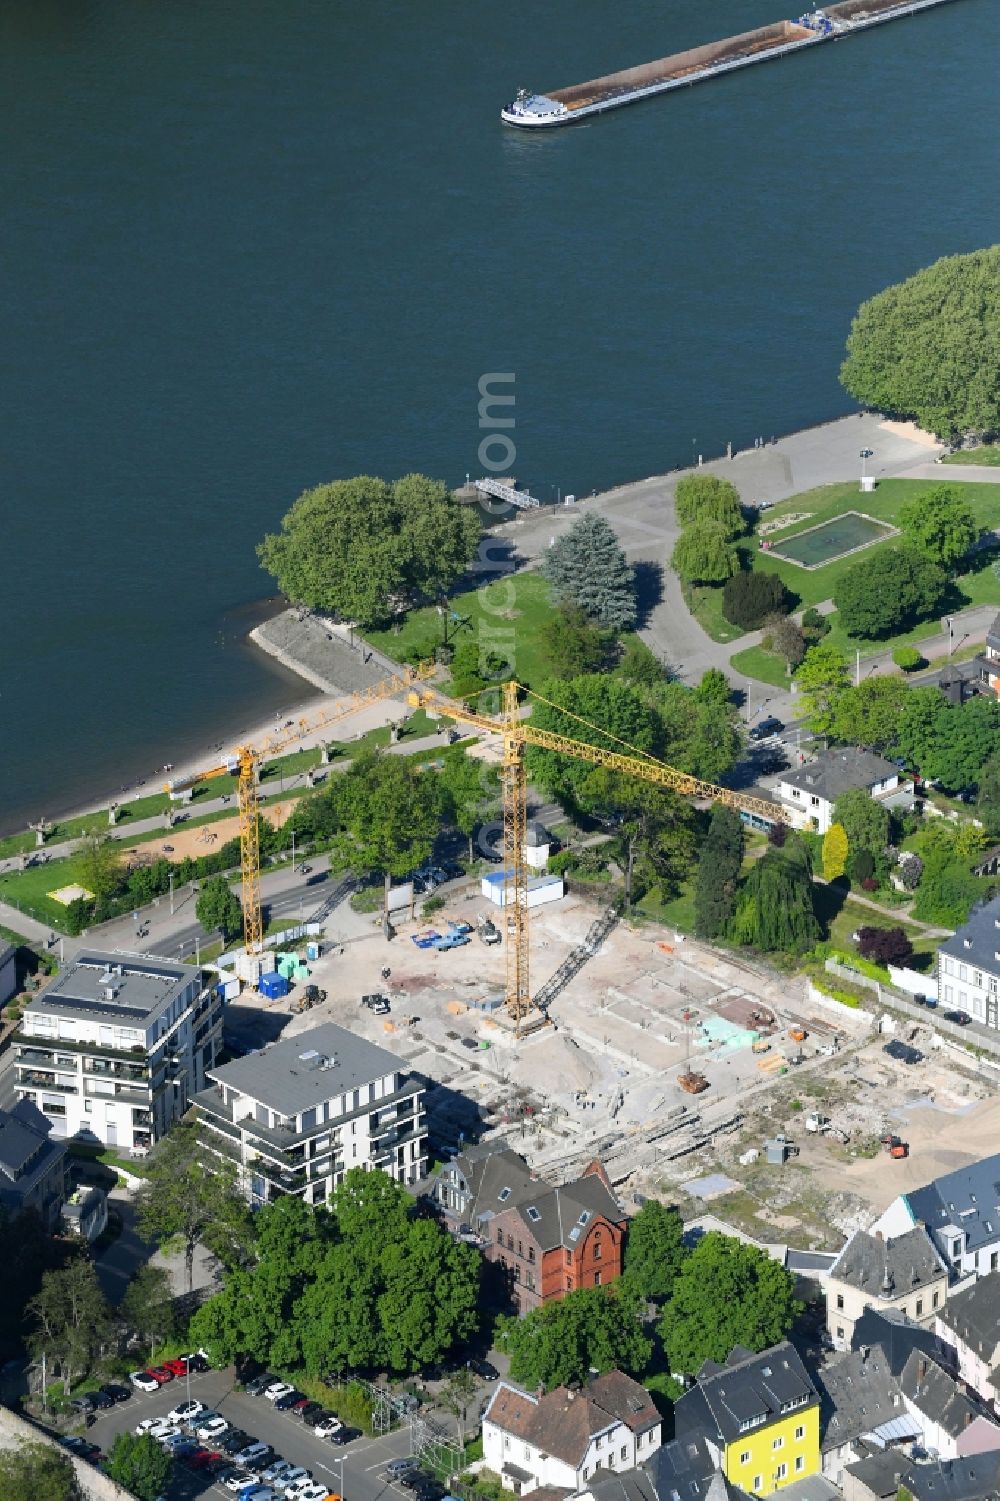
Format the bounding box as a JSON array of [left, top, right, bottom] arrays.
[[501, 0, 961, 128]]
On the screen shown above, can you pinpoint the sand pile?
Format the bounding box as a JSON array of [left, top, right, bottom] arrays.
[[517, 1032, 602, 1096]]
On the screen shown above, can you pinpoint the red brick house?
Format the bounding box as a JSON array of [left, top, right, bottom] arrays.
[[436, 1145, 627, 1312]]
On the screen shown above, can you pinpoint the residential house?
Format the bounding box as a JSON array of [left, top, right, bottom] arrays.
[[813, 1343, 909, 1485], [872, 1154, 1000, 1280], [195, 1021, 426, 1206], [972, 612, 1000, 701], [935, 1273, 1000, 1410], [937, 899, 1000, 1033], [0, 943, 16, 1008], [898, 1349, 1000, 1460], [0, 1098, 66, 1232], [673, 1343, 820, 1498], [13, 950, 223, 1151], [482, 1371, 661, 1495], [825, 1228, 949, 1350], [850, 1306, 943, 1377], [646, 1432, 724, 1501], [841, 1450, 915, 1501], [774, 748, 910, 834], [905, 1453, 1000, 1501], [575, 1462, 660, 1501], [437, 1145, 627, 1310]]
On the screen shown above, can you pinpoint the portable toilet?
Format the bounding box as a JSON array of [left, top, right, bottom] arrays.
[[306, 942, 320, 962]]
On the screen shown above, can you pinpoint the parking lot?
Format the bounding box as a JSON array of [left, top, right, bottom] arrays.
[[85, 1366, 429, 1501]]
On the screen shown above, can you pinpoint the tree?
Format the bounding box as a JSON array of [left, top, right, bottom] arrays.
[[525, 676, 661, 812], [857, 926, 914, 966], [540, 513, 637, 629], [849, 848, 876, 885], [729, 840, 819, 954], [694, 805, 744, 941], [539, 603, 611, 678], [761, 612, 805, 670], [801, 606, 830, 642], [832, 788, 890, 857], [104, 1433, 171, 1501], [195, 875, 242, 940], [900, 486, 978, 569], [621, 1201, 687, 1302], [674, 475, 745, 535], [840, 246, 1000, 442], [795, 643, 850, 739], [822, 823, 849, 881], [577, 770, 697, 909], [75, 833, 121, 900], [614, 635, 669, 686], [257, 473, 480, 629], [0, 1443, 80, 1501], [135, 1121, 251, 1292], [447, 637, 514, 697], [327, 750, 441, 913], [898, 852, 923, 890], [977, 751, 1000, 839], [439, 1367, 479, 1445], [655, 676, 743, 784], [834, 546, 947, 639], [898, 690, 1000, 790], [912, 850, 989, 927], [658, 1232, 802, 1376], [119, 1265, 176, 1361], [438, 749, 500, 862], [830, 676, 910, 751], [497, 1287, 651, 1392], [671, 521, 739, 585], [26, 1257, 112, 1395], [722, 571, 789, 630]]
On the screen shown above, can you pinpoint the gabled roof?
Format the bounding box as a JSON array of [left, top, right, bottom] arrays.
[[852, 1306, 941, 1378], [674, 1343, 817, 1448], [828, 1227, 946, 1297], [814, 1345, 901, 1450], [899, 1350, 988, 1438], [588, 1469, 660, 1501], [485, 1372, 659, 1467], [904, 1151, 1000, 1256], [449, 1144, 537, 1222], [937, 1273, 1000, 1358], [647, 1430, 717, 1501], [0, 1099, 54, 1179], [906, 1452, 1000, 1501], [512, 1173, 626, 1252], [844, 1451, 914, 1500], [779, 747, 898, 803]]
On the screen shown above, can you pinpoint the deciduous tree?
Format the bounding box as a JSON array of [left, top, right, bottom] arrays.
[[539, 603, 612, 678], [857, 926, 914, 966], [795, 643, 850, 740], [674, 475, 745, 535], [75, 833, 122, 901], [671, 521, 739, 586], [438, 749, 500, 862], [578, 771, 697, 909], [722, 571, 789, 630], [119, 1265, 176, 1361], [977, 751, 1000, 839], [899, 486, 979, 569], [830, 676, 910, 751], [497, 1287, 651, 1392], [822, 823, 849, 881], [195, 875, 242, 940], [694, 805, 744, 941], [834, 547, 947, 639], [135, 1121, 251, 1292], [0, 1443, 80, 1501], [840, 246, 1000, 441], [105, 1434, 171, 1501], [540, 514, 637, 629], [658, 1233, 802, 1376], [729, 839, 819, 954], [621, 1201, 687, 1302], [327, 751, 441, 913], [26, 1257, 112, 1395], [526, 677, 661, 812], [762, 612, 806, 670], [832, 788, 890, 857]]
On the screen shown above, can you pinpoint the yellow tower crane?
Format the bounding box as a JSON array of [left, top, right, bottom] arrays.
[[164, 663, 434, 959], [408, 680, 788, 1035]]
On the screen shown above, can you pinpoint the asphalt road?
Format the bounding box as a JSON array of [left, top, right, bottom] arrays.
[[84, 1366, 424, 1501]]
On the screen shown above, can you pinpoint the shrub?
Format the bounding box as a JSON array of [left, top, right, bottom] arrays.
[[768, 821, 788, 847], [898, 853, 923, 889], [722, 570, 789, 629], [801, 606, 830, 641], [861, 877, 878, 891], [421, 895, 445, 918], [893, 645, 924, 672], [849, 848, 875, 883], [856, 925, 914, 966]]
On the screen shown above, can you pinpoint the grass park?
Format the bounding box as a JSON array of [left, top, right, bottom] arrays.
[[943, 446, 1000, 467]]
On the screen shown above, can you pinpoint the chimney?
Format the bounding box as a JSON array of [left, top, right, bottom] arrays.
[[917, 1357, 928, 1380], [860, 1345, 869, 1364], [875, 1230, 884, 1242], [964, 1411, 975, 1428]]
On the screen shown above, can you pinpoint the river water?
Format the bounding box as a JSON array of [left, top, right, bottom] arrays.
[[1, 0, 995, 830]]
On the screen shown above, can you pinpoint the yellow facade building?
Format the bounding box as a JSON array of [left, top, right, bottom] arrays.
[[673, 1343, 821, 1498]]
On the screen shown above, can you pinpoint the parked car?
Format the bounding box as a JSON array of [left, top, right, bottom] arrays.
[[60, 1436, 101, 1463], [148, 1364, 175, 1384], [387, 1459, 421, 1478], [68, 1395, 96, 1415], [278, 1469, 310, 1495], [222, 1470, 255, 1493], [197, 1416, 230, 1441], [169, 1399, 207, 1424], [447, 920, 473, 936], [883, 1039, 924, 1064], [413, 1481, 447, 1501], [274, 1389, 306, 1411], [297, 1402, 323, 1424], [432, 930, 470, 950], [235, 1442, 274, 1467], [296, 1485, 332, 1501], [134, 1419, 177, 1441], [185, 1447, 220, 1469], [290, 1397, 312, 1414], [468, 1357, 499, 1381], [327, 1425, 358, 1445], [163, 1357, 191, 1377], [944, 1009, 972, 1025], [100, 1383, 132, 1403], [221, 1431, 254, 1455], [409, 931, 440, 950], [263, 1461, 295, 1485], [400, 1472, 430, 1491], [264, 1381, 296, 1402], [478, 920, 501, 946], [750, 715, 784, 741], [89, 1389, 114, 1410], [134, 1417, 165, 1435], [130, 1370, 161, 1394], [245, 1373, 277, 1396], [313, 1415, 342, 1438]]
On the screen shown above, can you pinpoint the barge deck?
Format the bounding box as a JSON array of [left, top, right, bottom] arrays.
[[501, 0, 963, 128]]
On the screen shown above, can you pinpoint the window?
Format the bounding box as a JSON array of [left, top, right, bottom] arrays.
[[794, 1427, 805, 1441], [496, 1228, 503, 1244], [517, 1241, 523, 1257], [498, 1187, 511, 1203], [594, 1271, 602, 1286], [836, 1294, 844, 1310], [975, 971, 983, 988], [992, 1253, 999, 1273], [566, 1276, 572, 1290], [933, 1291, 940, 1308], [740, 1452, 751, 1466], [620, 1447, 627, 1462], [795, 1458, 805, 1473], [836, 1327, 844, 1340], [916, 1298, 924, 1317], [776, 1464, 787, 1481], [772, 1438, 783, 1452], [565, 1249, 571, 1265], [953, 1239, 962, 1257], [593, 1236, 602, 1260], [526, 1273, 535, 1291], [753, 1479, 762, 1493], [528, 1246, 535, 1263], [507, 1234, 514, 1250]]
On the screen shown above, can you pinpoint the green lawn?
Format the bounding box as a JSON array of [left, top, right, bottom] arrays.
[[365, 572, 560, 689], [683, 582, 745, 644], [943, 447, 1000, 467], [729, 644, 794, 688]]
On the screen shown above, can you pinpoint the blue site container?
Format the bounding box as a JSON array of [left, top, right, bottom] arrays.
[[259, 971, 289, 1000]]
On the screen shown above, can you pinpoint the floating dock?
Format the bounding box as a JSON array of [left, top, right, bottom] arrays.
[[501, 0, 962, 128]]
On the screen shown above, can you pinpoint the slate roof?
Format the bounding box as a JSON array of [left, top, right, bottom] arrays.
[[843, 1451, 914, 1500], [450, 1144, 538, 1222], [938, 897, 1000, 978], [937, 1273, 1000, 1359], [905, 1453, 1000, 1501], [0, 1098, 55, 1179], [588, 1468, 660, 1501], [852, 1306, 942, 1378], [779, 747, 899, 804], [828, 1227, 947, 1297], [674, 1343, 817, 1448], [485, 1372, 659, 1467], [903, 1152, 1000, 1257], [899, 1349, 986, 1438], [813, 1346, 902, 1451], [647, 1431, 718, 1501], [451, 1145, 625, 1246]]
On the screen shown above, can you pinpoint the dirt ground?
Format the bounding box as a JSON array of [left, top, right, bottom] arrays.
[[123, 800, 298, 864]]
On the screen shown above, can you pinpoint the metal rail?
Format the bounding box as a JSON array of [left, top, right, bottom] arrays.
[[474, 477, 541, 510]]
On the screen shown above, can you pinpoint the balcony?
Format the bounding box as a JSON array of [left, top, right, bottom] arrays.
[[16, 1071, 78, 1094], [84, 1058, 148, 1083], [17, 1048, 78, 1073]]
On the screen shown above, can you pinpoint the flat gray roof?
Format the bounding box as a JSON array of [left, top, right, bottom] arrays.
[[206, 1021, 407, 1116], [26, 950, 198, 1025]]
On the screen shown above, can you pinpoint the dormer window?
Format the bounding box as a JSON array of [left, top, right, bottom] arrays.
[[498, 1187, 511, 1203], [527, 1206, 541, 1222]]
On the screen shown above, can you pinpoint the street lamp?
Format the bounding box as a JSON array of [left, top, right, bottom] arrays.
[[860, 447, 874, 480]]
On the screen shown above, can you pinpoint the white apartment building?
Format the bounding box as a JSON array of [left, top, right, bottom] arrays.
[[14, 950, 224, 1153], [193, 1021, 426, 1208], [938, 897, 1000, 1030]]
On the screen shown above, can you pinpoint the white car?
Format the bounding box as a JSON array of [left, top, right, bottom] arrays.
[[281, 1471, 311, 1497], [265, 1381, 296, 1402], [168, 1399, 206, 1424], [314, 1416, 342, 1438], [134, 1416, 166, 1435], [129, 1370, 160, 1394], [223, 1472, 256, 1493], [296, 1485, 331, 1501], [196, 1415, 229, 1441]]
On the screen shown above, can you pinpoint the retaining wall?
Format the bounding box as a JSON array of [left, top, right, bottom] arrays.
[[0, 1403, 138, 1500]]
